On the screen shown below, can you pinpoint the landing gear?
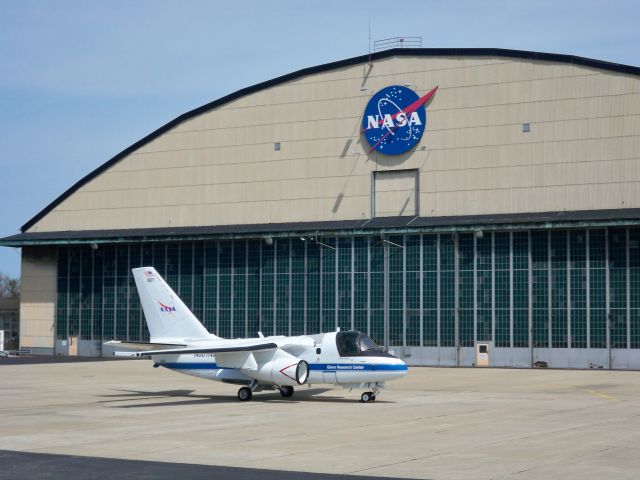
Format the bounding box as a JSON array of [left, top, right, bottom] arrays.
[[279, 386, 294, 398], [237, 386, 253, 401], [361, 391, 376, 403]]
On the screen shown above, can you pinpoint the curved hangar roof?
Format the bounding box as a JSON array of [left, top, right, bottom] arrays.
[[9, 47, 640, 243]]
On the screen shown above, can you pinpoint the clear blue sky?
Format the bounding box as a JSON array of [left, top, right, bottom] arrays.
[[1, 0, 639, 278]]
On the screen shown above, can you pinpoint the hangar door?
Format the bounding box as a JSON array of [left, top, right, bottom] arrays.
[[373, 169, 419, 217]]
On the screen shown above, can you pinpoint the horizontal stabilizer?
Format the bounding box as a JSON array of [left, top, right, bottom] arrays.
[[113, 351, 142, 358], [104, 340, 186, 350]]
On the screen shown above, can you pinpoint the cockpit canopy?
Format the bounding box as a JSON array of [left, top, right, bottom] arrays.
[[335, 331, 389, 357]]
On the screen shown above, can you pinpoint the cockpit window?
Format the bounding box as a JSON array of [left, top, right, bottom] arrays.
[[336, 331, 383, 357], [336, 331, 360, 356], [359, 334, 380, 352]]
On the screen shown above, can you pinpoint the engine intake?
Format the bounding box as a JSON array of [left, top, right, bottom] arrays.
[[249, 358, 309, 386]]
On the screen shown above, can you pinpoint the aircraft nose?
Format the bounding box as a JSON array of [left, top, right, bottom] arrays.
[[390, 357, 409, 378]]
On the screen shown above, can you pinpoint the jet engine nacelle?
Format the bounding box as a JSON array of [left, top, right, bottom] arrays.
[[248, 359, 309, 386]]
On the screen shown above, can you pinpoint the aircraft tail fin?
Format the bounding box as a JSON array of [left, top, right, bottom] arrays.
[[132, 267, 215, 342]]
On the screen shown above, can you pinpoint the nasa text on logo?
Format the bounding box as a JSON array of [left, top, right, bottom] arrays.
[[159, 302, 176, 313], [362, 85, 438, 155]]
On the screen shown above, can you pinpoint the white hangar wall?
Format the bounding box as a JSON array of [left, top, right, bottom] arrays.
[[26, 54, 640, 233]]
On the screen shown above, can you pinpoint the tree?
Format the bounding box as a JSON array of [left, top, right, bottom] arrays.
[[0, 272, 20, 299]]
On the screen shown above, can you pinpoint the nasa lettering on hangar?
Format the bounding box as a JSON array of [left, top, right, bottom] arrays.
[[362, 85, 438, 155]]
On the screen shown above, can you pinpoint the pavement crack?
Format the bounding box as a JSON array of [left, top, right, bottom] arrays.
[[346, 452, 438, 474]]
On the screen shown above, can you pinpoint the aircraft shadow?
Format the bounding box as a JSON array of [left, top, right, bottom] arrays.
[[100, 388, 393, 407]]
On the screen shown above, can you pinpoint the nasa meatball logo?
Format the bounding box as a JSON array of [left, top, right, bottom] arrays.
[[362, 85, 438, 155]]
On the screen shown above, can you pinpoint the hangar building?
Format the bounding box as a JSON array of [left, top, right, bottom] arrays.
[[2, 48, 640, 368]]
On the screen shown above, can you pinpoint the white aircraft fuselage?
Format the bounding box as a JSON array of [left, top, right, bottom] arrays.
[[110, 267, 408, 402], [150, 332, 407, 385]]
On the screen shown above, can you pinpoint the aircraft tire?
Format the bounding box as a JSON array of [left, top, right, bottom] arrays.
[[238, 386, 253, 401], [361, 392, 374, 403], [280, 386, 294, 398]]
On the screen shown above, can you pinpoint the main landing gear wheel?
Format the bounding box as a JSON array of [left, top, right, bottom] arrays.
[[279, 386, 294, 398], [238, 386, 253, 401], [361, 391, 376, 403]]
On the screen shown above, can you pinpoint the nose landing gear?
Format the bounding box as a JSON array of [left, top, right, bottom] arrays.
[[360, 383, 383, 403]]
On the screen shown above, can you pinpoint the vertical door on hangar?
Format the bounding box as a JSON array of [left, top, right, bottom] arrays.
[[372, 169, 419, 218], [371, 169, 420, 350]]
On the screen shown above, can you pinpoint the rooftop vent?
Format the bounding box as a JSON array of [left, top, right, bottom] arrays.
[[373, 36, 422, 53]]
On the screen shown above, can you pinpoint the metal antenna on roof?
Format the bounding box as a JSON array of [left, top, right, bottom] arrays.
[[368, 17, 372, 65]]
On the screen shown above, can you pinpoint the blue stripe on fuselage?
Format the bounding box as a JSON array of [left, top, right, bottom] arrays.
[[161, 362, 408, 371], [161, 362, 226, 369], [309, 363, 408, 372]]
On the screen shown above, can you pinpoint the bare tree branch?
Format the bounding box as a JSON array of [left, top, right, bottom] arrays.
[[0, 272, 20, 299]]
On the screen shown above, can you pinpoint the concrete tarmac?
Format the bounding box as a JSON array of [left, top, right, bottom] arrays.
[[0, 449, 404, 480], [1, 359, 639, 479]]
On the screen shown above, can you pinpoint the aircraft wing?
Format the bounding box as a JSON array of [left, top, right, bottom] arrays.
[[118, 342, 278, 357], [104, 340, 186, 350], [113, 337, 313, 385], [278, 335, 316, 355]]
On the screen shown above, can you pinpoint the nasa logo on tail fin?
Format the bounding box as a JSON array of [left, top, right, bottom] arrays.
[[159, 302, 176, 313], [131, 267, 214, 341]]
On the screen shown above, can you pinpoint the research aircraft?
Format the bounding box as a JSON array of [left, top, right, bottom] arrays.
[[108, 267, 408, 402]]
